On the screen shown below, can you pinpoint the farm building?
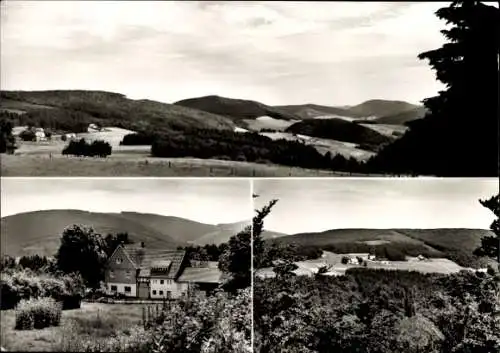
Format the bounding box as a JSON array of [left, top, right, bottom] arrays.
[[104, 243, 223, 299], [88, 123, 101, 132], [62, 133, 77, 141], [34, 128, 46, 141]]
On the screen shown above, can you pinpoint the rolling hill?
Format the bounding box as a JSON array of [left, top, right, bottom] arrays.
[[274, 104, 364, 120], [265, 228, 495, 267], [0, 210, 249, 257], [174, 95, 299, 121], [0, 90, 237, 133], [346, 100, 420, 118], [274, 100, 425, 125], [371, 106, 427, 125], [285, 118, 393, 148], [192, 220, 251, 245]]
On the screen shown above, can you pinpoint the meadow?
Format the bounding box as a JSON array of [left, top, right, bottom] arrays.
[[0, 302, 148, 352], [1, 149, 386, 177]]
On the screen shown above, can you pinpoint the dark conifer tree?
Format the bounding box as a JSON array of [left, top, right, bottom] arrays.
[[369, 1, 499, 176]]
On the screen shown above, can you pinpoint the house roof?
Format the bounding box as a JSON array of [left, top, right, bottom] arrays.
[[177, 267, 223, 284], [121, 245, 186, 279]]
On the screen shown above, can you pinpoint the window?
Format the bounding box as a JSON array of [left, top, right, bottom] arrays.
[[124, 286, 131, 293], [125, 270, 131, 279], [160, 280, 164, 285], [116, 258, 122, 264], [159, 290, 164, 295], [110, 270, 115, 278], [152, 290, 157, 295], [111, 285, 117, 292], [167, 291, 172, 299]]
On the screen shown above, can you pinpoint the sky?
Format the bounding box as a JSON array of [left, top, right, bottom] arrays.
[[0, 178, 252, 225], [1, 1, 449, 106], [254, 178, 499, 234]]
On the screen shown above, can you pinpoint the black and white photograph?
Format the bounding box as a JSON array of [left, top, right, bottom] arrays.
[[1, 0, 499, 352], [0, 178, 252, 352], [253, 178, 500, 353], [1, 1, 497, 177]]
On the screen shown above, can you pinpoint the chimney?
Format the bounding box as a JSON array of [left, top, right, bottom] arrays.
[[141, 241, 145, 248]]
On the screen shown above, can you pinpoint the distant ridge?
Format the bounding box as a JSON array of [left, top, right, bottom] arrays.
[[0, 210, 249, 257], [174, 95, 299, 121]]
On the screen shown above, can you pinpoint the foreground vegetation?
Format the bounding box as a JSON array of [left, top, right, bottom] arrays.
[[254, 268, 500, 353], [252, 190, 500, 353], [1, 204, 253, 352]]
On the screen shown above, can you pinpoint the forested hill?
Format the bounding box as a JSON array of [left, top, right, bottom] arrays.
[[0, 90, 236, 133]]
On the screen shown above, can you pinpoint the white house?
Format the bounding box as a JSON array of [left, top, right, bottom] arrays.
[[104, 244, 222, 299]]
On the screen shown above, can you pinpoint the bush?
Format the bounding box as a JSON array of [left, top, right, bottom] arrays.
[[1, 269, 85, 310], [62, 138, 112, 157], [19, 129, 37, 142], [15, 297, 62, 330], [120, 133, 155, 145], [1, 276, 20, 309]]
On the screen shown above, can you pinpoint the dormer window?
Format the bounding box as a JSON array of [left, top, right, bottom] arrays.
[[116, 258, 122, 264]]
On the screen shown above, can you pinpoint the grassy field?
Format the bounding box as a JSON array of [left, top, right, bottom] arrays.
[[0, 302, 153, 352], [259, 131, 376, 160], [255, 252, 467, 279], [1, 152, 388, 177], [1, 132, 396, 176]]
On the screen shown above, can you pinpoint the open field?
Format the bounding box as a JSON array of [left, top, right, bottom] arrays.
[[255, 252, 468, 279], [242, 116, 298, 131], [0, 302, 150, 352], [259, 131, 375, 160], [359, 123, 408, 137], [1, 152, 390, 177]]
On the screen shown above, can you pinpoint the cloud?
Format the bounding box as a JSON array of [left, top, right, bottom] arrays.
[[254, 178, 498, 233], [1, 1, 447, 105]]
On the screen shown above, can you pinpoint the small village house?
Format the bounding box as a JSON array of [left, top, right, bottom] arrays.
[[104, 243, 223, 299], [34, 128, 46, 142]]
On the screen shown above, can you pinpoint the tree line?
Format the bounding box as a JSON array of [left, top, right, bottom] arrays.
[[62, 138, 112, 157]]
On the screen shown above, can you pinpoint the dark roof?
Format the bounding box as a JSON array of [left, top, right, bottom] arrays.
[[178, 267, 223, 284], [121, 245, 186, 279]]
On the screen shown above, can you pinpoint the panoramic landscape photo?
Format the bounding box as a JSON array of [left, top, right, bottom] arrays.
[[1, 1, 497, 177], [252, 178, 500, 353], [0, 178, 252, 352]]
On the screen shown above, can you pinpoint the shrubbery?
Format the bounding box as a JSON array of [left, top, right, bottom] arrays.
[[254, 269, 500, 353], [15, 297, 62, 330], [19, 129, 37, 142], [62, 138, 112, 157], [0, 269, 84, 310], [0, 117, 17, 154], [147, 288, 251, 353], [120, 133, 156, 146]]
